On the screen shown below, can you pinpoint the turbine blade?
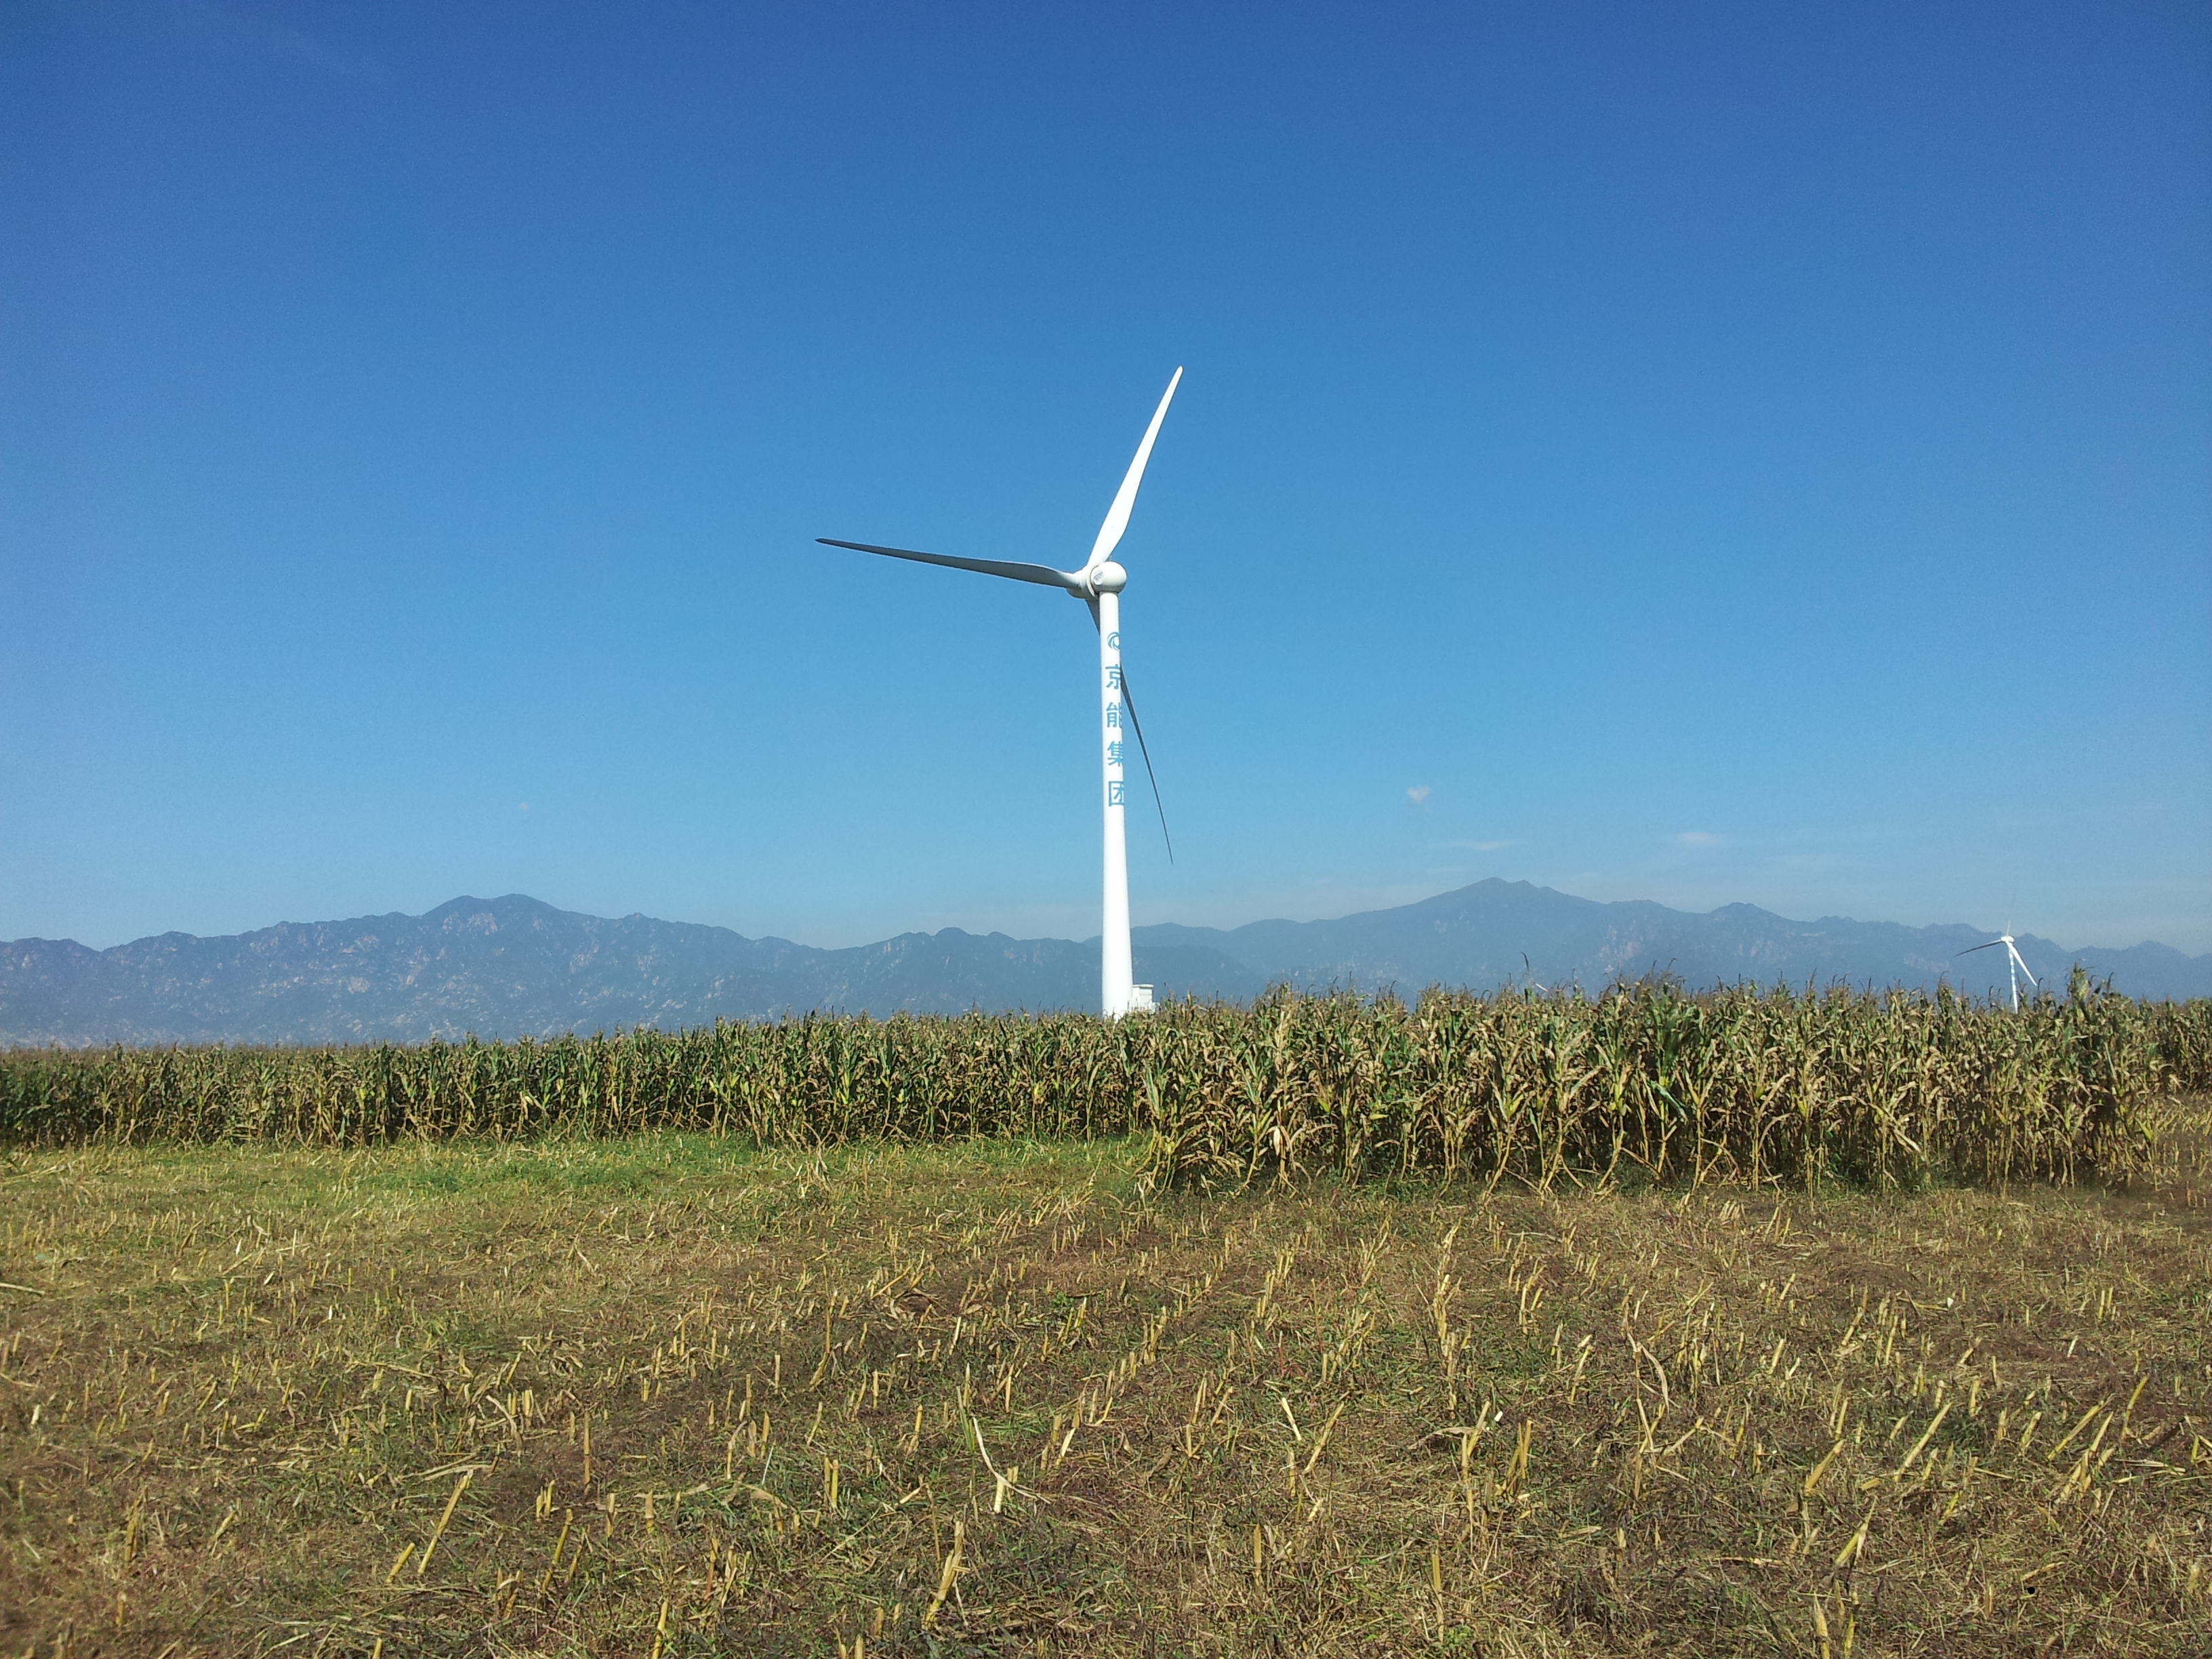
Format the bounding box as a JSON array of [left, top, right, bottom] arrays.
[[817, 539, 1079, 591], [1084, 367, 1183, 574], [1954, 939, 2002, 956], [2009, 943, 2038, 986], [1118, 665, 1174, 864]]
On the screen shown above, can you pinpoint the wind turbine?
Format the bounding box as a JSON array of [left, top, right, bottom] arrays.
[[1957, 929, 2037, 1012], [818, 368, 1183, 1018]]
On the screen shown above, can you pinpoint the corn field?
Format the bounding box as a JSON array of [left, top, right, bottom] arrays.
[[4, 977, 2208, 1190]]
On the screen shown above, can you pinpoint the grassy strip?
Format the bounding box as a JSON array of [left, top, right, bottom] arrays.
[[7, 981, 2211, 1190], [3, 1103, 2210, 1655]]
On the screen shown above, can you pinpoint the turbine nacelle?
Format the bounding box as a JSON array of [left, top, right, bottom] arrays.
[[1086, 560, 1128, 596]]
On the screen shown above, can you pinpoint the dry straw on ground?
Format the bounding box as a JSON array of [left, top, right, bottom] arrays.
[[3, 1097, 2209, 1656]]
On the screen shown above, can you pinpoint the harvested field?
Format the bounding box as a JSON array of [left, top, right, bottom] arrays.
[[4, 1101, 2210, 1655]]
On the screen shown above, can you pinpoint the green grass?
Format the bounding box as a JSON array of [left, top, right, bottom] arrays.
[[5, 1111, 2211, 1656]]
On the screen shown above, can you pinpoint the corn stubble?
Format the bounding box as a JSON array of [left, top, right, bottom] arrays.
[[2, 1120, 2210, 1656], [5, 977, 2209, 1193], [3, 982, 2210, 1654]]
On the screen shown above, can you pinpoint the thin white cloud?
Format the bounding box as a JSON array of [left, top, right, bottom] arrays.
[[1443, 839, 1511, 852], [1673, 831, 1721, 846], [1406, 785, 1432, 808], [172, 1, 384, 81]]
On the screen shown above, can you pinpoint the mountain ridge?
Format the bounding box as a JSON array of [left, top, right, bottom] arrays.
[[1130, 882, 2201, 998], [3, 881, 2205, 1046]]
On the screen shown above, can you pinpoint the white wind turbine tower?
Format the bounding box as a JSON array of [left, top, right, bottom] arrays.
[[818, 368, 1183, 1018], [1957, 929, 2038, 1012]]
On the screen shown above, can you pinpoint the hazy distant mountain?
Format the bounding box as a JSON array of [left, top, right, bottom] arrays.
[[1, 882, 2204, 1046], [0, 895, 1263, 1046], [1134, 880, 2212, 1003]]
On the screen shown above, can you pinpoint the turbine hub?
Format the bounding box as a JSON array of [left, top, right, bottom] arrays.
[[1089, 560, 1128, 594]]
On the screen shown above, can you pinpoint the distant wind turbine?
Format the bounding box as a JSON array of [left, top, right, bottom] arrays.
[[1957, 929, 2037, 1012], [818, 369, 1183, 1018]]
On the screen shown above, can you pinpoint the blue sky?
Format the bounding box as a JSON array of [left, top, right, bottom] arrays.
[[4, 1, 2208, 953]]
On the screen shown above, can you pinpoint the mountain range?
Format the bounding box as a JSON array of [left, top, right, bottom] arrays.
[[3, 881, 2205, 1046]]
